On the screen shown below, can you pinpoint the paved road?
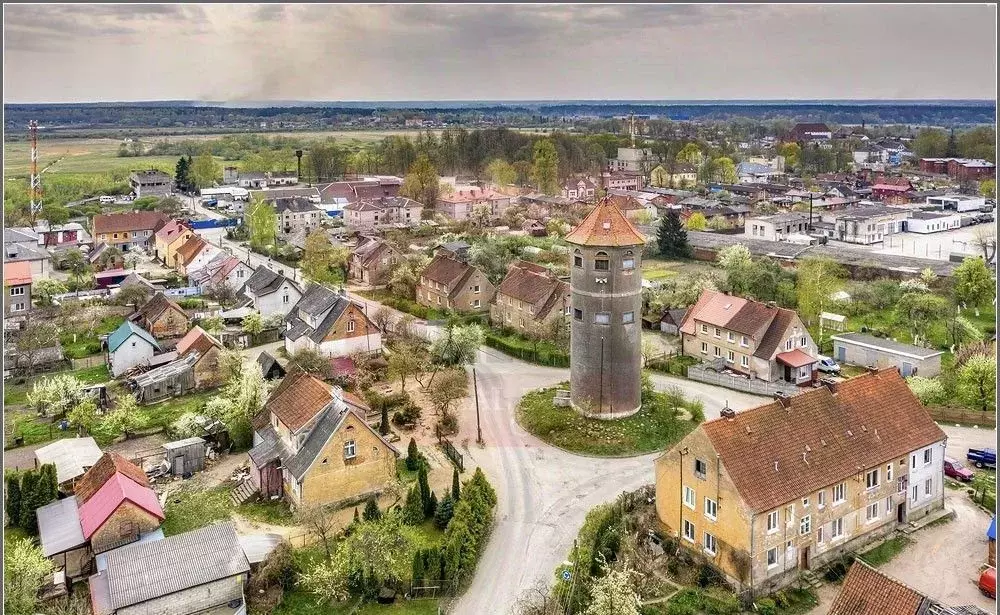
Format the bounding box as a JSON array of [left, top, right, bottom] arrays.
[[452, 349, 764, 615], [942, 423, 997, 464]]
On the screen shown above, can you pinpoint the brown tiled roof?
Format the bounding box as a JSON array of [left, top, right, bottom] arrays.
[[175, 236, 207, 266], [828, 560, 925, 615], [93, 212, 169, 236], [725, 301, 778, 338], [678, 289, 801, 359], [134, 292, 186, 326], [700, 369, 947, 512], [607, 194, 645, 211], [497, 261, 569, 319], [255, 371, 333, 433], [178, 329, 223, 360], [422, 254, 473, 288], [565, 198, 646, 247], [74, 452, 151, 505], [752, 308, 796, 359]]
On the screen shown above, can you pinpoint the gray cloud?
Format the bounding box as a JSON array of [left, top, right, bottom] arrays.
[[3, 4, 996, 102]]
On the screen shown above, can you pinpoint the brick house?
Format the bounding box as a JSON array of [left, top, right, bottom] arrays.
[[248, 371, 398, 508], [343, 197, 423, 231], [153, 220, 193, 267], [92, 212, 169, 252], [4, 260, 32, 316], [284, 284, 383, 358], [131, 292, 190, 339], [176, 326, 226, 390], [417, 254, 495, 313], [490, 260, 570, 335], [829, 559, 986, 614], [680, 290, 818, 385], [654, 369, 947, 595], [348, 237, 400, 285]]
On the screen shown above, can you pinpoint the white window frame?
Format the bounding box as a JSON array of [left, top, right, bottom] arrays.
[[714, 327, 721, 338], [704, 532, 717, 556], [831, 517, 844, 540], [886, 463, 893, 482], [817, 491, 825, 509], [766, 510, 779, 534], [622, 311, 635, 324], [923, 448, 932, 466], [924, 478, 932, 496], [343, 439, 357, 459], [817, 526, 824, 544], [726, 350, 735, 363], [766, 547, 778, 569], [347, 320, 356, 333], [9, 286, 25, 296], [474, 299, 481, 308], [714, 346, 722, 358], [866, 502, 879, 523], [683, 486, 696, 510], [741, 355, 749, 368], [701, 324, 708, 334], [727, 332, 735, 343], [740, 335, 748, 347], [833, 482, 846, 504], [682, 519, 696, 543], [704, 497, 718, 521], [912, 485, 919, 502], [865, 469, 879, 491], [701, 342, 708, 355]]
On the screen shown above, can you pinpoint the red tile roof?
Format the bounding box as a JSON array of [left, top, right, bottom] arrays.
[[93, 212, 169, 236], [74, 453, 151, 505], [679, 289, 802, 359], [78, 473, 164, 539], [496, 261, 569, 320], [175, 236, 208, 266], [255, 371, 333, 433], [178, 328, 223, 359], [775, 349, 818, 368], [700, 369, 947, 512], [153, 219, 190, 243], [422, 254, 475, 289], [565, 197, 646, 247], [134, 292, 186, 327], [3, 261, 33, 286], [828, 560, 925, 615]]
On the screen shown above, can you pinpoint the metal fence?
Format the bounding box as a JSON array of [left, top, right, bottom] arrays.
[[687, 364, 800, 396], [439, 438, 464, 473]]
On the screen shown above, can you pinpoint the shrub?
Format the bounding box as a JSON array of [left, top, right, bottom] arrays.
[[687, 399, 706, 423], [438, 412, 459, 436], [755, 598, 777, 615]]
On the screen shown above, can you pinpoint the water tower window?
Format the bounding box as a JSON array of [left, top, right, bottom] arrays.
[[573, 249, 583, 268], [594, 251, 610, 271], [622, 250, 635, 270]]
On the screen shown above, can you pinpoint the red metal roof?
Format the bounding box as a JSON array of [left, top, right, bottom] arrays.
[[78, 473, 164, 539], [775, 349, 818, 368], [3, 261, 32, 286]]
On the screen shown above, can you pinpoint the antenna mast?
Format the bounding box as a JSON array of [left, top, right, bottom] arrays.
[[628, 112, 636, 148], [29, 120, 42, 220]]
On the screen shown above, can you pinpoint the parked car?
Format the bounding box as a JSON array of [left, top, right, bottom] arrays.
[[979, 566, 996, 599], [816, 356, 841, 374], [202, 198, 219, 208], [99, 195, 115, 204], [944, 457, 975, 482], [968, 448, 997, 469]]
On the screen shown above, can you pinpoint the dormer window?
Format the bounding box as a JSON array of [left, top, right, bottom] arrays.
[[594, 251, 610, 271]]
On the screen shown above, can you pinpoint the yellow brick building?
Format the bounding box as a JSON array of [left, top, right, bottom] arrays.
[[654, 369, 946, 595]]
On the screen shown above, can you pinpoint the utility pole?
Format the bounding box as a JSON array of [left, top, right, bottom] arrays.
[[808, 192, 814, 231], [472, 367, 483, 445], [29, 120, 42, 223]]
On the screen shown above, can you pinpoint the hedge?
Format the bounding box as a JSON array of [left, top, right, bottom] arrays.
[[484, 333, 570, 367]]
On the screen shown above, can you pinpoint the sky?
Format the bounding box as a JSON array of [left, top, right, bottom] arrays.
[[3, 4, 997, 103]]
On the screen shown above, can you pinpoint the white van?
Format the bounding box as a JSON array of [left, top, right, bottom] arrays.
[[99, 196, 115, 204]]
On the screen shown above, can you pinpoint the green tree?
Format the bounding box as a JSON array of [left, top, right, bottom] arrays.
[[953, 257, 995, 315], [4, 537, 54, 615], [26, 374, 86, 417], [584, 565, 640, 615], [116, 283, 151, 313], [242, 311, 264, 336], [945, 130, 959, 157], [406, 438, 421, 471], [362, 497, 382, 522], [379, 403, 390, 436], [434, 491, 455, 529], [411, 550, 426, 583], [912, 128, 949, 159], [388, 342, 425, 392], [896, 292, 950, 344], [402, 487, 424, 525], [685, 212, 707, 231], [63, 248, 91, 286], [796, 258, 846, 326], [717, 244, 755, 296], [302, 230, 348, 283], [531, 140, 560, 195], [418, 464, 432, 517], [247, 198, 277, 253], [778, 142, 801, 170], [944, 316, 982, 348], [676, 143, 703, 166], [957, 354, 997, 412], [452, 467, 461, 501], [427, 369, 469, 418], [981, 179, 997, 199], [17, 471, 41, 533], [400, 154, 440, 207], [713, 157, 737, 184], [5, 472, 22, 528], [174, 155, 193, 192], [485, 158, 516, 187], [30, 278, 66, 307], [103, 392, 144, 440], [191, 150, 221, 188], [657, 210, 690, 258], [67, 398, 99, 436], [957, 127, 997, 163], [429, 324, 483, 366], [907, 376, 946, 406]]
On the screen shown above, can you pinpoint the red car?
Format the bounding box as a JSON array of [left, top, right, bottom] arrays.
[[944, 457, 975, 482], [979, 566, 996, 599]]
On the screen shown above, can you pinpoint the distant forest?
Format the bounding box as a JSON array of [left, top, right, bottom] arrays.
[[4, 101, 995, 136]]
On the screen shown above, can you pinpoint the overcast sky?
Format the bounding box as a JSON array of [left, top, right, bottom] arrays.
[[3, 4, 997, 103]]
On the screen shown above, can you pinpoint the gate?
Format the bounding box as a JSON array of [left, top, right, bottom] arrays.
[[438, 438, 464, 473]]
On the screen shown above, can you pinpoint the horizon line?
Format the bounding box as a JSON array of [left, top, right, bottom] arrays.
[[4, 98, 997, 106]]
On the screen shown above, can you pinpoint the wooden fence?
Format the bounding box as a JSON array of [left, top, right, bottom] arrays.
[[926, 406, 996, 427]]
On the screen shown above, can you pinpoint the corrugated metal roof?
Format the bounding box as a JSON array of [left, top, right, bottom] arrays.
[[239, 533, 284, 565], [35, 437, 103, 485], [37, 496, 86, 556], [78, 473, 164, 539], [104, 522, 249, 610]]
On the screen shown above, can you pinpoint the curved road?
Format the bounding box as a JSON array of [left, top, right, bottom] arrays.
[[452, 348, 764, 615]]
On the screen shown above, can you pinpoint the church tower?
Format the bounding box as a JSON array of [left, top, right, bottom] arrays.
[[565, 198, 647, 418]]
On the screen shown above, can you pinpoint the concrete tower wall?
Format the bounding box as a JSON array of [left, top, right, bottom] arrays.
[[569, 244, 643, 418]]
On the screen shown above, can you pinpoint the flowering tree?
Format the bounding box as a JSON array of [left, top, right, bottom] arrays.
[[4, 537, 53, 615], [27, 374, 86, 417], [584, 565, 640, 615]]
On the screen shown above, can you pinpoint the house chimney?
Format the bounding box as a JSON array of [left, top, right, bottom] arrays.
[[773, 391, 791, 408], [721, 403, 736, 420]]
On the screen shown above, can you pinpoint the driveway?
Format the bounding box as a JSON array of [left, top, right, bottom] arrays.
[[941, 423, 997, 464], [451, 349, 764, 615], [882, 491, 995, 611]]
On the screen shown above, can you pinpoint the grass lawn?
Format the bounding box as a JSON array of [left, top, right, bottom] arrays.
[[3, 363, 111, 407], [275, 592, 439, 615], [139, 391, 217, 432], [516, 383, 699, 456], [641, 258, 717, 285], [59, 314, 126, 359], [397, 459, 420, 485], [857, 535, 913, 567], [357, 289, 451, 321], [161, 484, 233, 536], [240, 497, 295, 526]]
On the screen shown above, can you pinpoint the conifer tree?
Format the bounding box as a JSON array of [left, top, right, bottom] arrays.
[[452, 467, 461, 501], [5, 472, 22, 528], [658, 210, 690, 258], [418, 464, 432, 517], [434, 491, 455, 529], [362, 497, 381, 522], [406, 438, 420, 471]]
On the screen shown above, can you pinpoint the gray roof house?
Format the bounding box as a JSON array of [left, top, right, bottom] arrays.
[[284, 284, 382, 358], [35, 437, 104, 488], [831, 332, 945, 378], [237, 266, 302, 318], [88, 522, 250, 615]]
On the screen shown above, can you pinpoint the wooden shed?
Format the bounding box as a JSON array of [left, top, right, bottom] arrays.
[[128, 353, 197, 404], [161, 437, 206, 476]]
